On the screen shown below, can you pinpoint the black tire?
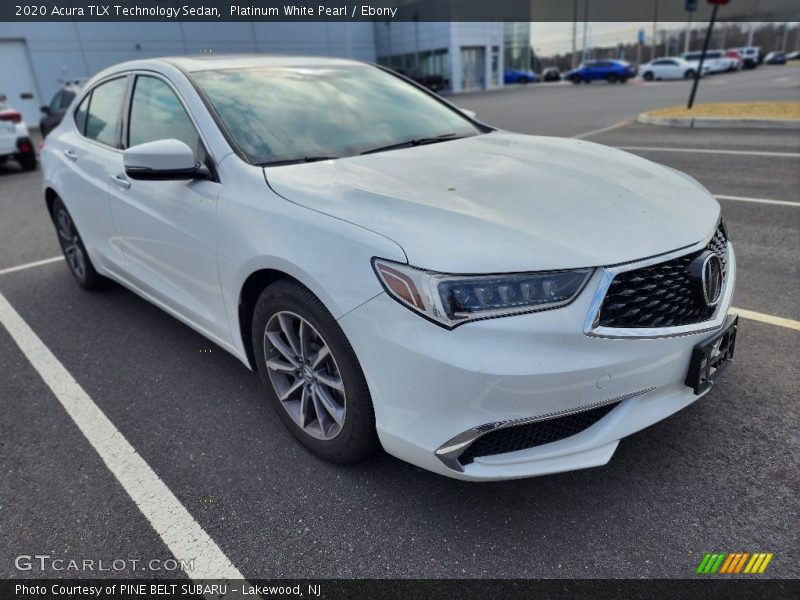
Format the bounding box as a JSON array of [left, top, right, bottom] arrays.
[[643, 71, 654, 81], [570, 74, 581, 84], [51, 196, 106, 290], [684, 69, 696, 79], [0, 156, 7, 166], [606, 73, 618, 83], [619, 75, 628, 83], [18, 152, 37, 171], [517, 76, 529, 84], [251, 279, 378, 464]]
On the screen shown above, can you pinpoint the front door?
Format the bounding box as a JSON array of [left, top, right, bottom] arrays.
[[107, 73, 229, 342]]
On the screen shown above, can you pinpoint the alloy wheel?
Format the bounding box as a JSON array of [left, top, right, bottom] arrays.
[[56, 208, 86, 279], [264, 311, 346, 440]]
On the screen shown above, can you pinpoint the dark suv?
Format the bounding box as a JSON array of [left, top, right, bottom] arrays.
[[39, 80, 85, 138]]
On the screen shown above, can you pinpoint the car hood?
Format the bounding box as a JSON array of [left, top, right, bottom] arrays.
[[265, 132, 719, 273]]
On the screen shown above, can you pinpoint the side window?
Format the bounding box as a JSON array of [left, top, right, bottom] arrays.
[[74, 93, 90, 135], [85, 77, 128, 147], [128, 75, 201, 159]]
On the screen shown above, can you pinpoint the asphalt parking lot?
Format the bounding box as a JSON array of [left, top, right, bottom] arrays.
[[0, 67, 798, 581]]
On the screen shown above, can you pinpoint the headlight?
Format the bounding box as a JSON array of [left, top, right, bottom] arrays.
[[373, 258, 593, 329]]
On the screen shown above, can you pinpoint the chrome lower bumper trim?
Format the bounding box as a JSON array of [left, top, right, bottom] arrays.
[[434, 387, 655, 472]]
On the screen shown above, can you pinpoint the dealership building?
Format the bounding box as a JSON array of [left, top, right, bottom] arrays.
[[0, 21, 531, 124]]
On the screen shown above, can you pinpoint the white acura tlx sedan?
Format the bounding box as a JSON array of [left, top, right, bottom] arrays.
[[41, 56, 737, 480]]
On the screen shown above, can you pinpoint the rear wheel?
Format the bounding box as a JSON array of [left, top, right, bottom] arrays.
[[684, 69, 696, 79], [51, 197, 105, 290], [252, 280, 378, 464]]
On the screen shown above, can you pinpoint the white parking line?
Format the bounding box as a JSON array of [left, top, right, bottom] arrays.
[[572, 120, 632, 139], [0, 255, 63, 276], [616, 146, 800, 158], [733, 307, 800, 332], [0, 290, 245, 582], [715, 194, 799, 207]]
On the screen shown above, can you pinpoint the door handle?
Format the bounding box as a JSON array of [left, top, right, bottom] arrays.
[[63, 149, 78, 161], [110, 172, 131, 190]]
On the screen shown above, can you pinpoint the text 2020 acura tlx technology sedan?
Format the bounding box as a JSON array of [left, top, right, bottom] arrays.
[[42, 56, 737, 480]]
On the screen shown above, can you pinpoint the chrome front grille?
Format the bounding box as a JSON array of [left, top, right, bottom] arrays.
[[596, 222, 729, 329]]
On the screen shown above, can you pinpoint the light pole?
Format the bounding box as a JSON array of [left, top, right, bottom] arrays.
[[651, 0, 659, 61], [571, 0, 578, 68], [581, 0, 589, 63], [685, 12, 693, 52]]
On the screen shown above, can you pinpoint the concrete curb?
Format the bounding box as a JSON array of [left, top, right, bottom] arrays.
[[637, 113, 800, 129]]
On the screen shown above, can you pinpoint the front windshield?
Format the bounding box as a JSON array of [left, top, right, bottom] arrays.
[[192, 64, 481, 165]]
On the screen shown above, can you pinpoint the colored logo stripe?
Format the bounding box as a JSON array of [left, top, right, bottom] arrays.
[[698, 552, 773, 574]]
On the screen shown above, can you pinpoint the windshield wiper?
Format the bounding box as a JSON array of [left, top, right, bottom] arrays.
[[360, 132, 462, 156], [259, 156, 340, 167]]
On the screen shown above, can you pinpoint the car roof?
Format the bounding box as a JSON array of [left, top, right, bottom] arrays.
[[154, 54, 365, 73], [84, 55, 371, 85]]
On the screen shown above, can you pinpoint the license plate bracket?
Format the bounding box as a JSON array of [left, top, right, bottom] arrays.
[[685, 315, 738, 395]]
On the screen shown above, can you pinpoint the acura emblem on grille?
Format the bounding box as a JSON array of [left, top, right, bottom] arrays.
[[686, 250, 724, 309], [701, 253, 724, 307]]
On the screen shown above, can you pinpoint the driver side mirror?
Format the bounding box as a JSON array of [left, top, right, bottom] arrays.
[[124, 139, 210, 181], [40, 105, 51, 114]]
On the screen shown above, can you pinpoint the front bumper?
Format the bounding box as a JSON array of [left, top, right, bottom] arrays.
[[338, 244, 736, 481]]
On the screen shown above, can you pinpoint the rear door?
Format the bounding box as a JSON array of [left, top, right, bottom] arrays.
[[108, 73, 228, 341], [52, 76, 129, 271]]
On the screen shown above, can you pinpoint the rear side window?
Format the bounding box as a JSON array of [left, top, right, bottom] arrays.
[[127, 75, 200, 157], [74, 94, 90, 134], [85, 77, 128, 147]]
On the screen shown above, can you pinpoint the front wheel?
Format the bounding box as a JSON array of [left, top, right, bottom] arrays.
[[252, 280, 378, 464], [570, 74, 581, 84], [684, 69, 696, 79], [51, 197, 105, 290], [643, 72, 654, 81]]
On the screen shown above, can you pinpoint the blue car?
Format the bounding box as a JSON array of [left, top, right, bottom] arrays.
[[504, 69, 541, 84], [563, 60, 637, 84], [765, 51, 786, 65]]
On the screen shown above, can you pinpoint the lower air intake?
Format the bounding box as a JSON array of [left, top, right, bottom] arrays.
[[459, 401, 621, 465]]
